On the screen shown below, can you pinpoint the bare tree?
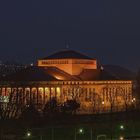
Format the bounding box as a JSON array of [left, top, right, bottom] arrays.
[[91, 92, 103, 113], [121, 88, 130, 111], [0, 89, 25, 120]]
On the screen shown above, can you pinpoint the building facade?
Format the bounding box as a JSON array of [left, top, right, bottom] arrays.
[[0, 50, 134, 114]]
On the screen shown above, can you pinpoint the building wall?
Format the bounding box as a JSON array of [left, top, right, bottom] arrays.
[[61, 81, 133, 114], [38, 59, 97, 75], [0, 80, 134, 114]]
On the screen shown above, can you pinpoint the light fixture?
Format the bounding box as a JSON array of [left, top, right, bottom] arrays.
[[102, 101, 105, 105], [119, 136, 124, 140]]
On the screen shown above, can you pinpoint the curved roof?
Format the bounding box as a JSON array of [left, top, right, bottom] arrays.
[[42, 50, 93, 60]]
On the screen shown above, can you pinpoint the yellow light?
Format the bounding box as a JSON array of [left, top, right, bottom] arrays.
[[56, 87, 60, 92], [132, 98, 136, 103], [54, 75, 62, 80], [102, 101, 105, 105], [78, 128, 84, 134], [27, 132, 31, 137], [120, 136, 124, 140], [56, 87, 61, 97]]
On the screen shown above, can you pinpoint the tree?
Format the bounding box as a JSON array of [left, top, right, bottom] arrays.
[[121, 88, 131, 111], [43, 97, 59, 117], [91, 92, 98, 113], [0, 90, 22, 120], [61, 99, 80, 114]]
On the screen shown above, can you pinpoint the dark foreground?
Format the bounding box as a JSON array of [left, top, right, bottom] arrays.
[[0, 110, 140, 140]]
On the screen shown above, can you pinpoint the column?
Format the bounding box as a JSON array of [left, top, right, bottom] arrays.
[[0, 88, 2, 96], [43, 87, 45, 105], [49, 87, 52, 101], [37, 87, 39, 105]]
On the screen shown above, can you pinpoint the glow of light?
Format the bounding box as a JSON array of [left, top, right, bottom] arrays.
[[132, 97, 136, 103], [56, 87, 61, 97], [120, 136, 124, 140], [38, 87, 43, 92], [54, 75, 62, 80], [133, 98, 136, 101], [102, 101, 105, 105], [120, 125, 124, 130], [0, 96, 9, 103], [27, 132, 31, 137], [26, 105, 30, 108], [78, 128, 84, 134]]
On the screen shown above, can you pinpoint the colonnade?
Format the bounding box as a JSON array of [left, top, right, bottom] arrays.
[[0, 84, 133, 113], [101, 86, 132, 105], [0, 86, 61, 106]]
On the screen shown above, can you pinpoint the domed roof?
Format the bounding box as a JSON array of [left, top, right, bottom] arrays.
[[42, 50, 93, 60]]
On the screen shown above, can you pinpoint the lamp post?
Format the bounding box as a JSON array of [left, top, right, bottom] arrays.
[[90, 128, 93, 140], [74, 128, 81, 140], [26, 132, 31, 138], [97, 135, 106, 140], [119, 124, 125, 140], [74, 128, 84, 140], [119, 136, 124, 140], [74, 128, 93, 140], [120, 125, 124, 130], [25, 131, 32, 139], [51, 128, 54, 140], [26, 131, 43, 140]]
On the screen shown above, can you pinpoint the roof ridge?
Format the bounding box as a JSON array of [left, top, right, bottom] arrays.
[[41, 50, 93, 60], [46, 67, 80, 80]]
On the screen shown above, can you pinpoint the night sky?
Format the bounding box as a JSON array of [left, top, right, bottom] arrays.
[[0, 0, 140, 71]]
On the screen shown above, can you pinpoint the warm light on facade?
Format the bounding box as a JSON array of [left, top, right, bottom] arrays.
[[54, 75, 63, 80], [56, 87, 61, 97], [119, 136, 124, 140], [102, 101, 105, 105], [0, 50, 134, 114], [132, 97, 136, 103], [133, 98, 136, 101]]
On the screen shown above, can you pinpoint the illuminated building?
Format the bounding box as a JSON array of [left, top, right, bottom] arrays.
[[0, 50, 134, 114]]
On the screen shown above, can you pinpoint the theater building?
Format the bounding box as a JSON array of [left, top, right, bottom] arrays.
[[0, 50, 134, 114]]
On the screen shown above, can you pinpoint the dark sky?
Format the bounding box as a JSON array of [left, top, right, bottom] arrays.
[[0, 0, 140, 71]]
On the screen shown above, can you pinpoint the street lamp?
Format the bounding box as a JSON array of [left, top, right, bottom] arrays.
[[120, 125, 124, 130], [75, 128, 84, 140], [75, 127, 93, 140], [26, 131, 31, 137], [119, 136, 124, 140], [26, 131, 43, 140], [78, 128, 84, 134]]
